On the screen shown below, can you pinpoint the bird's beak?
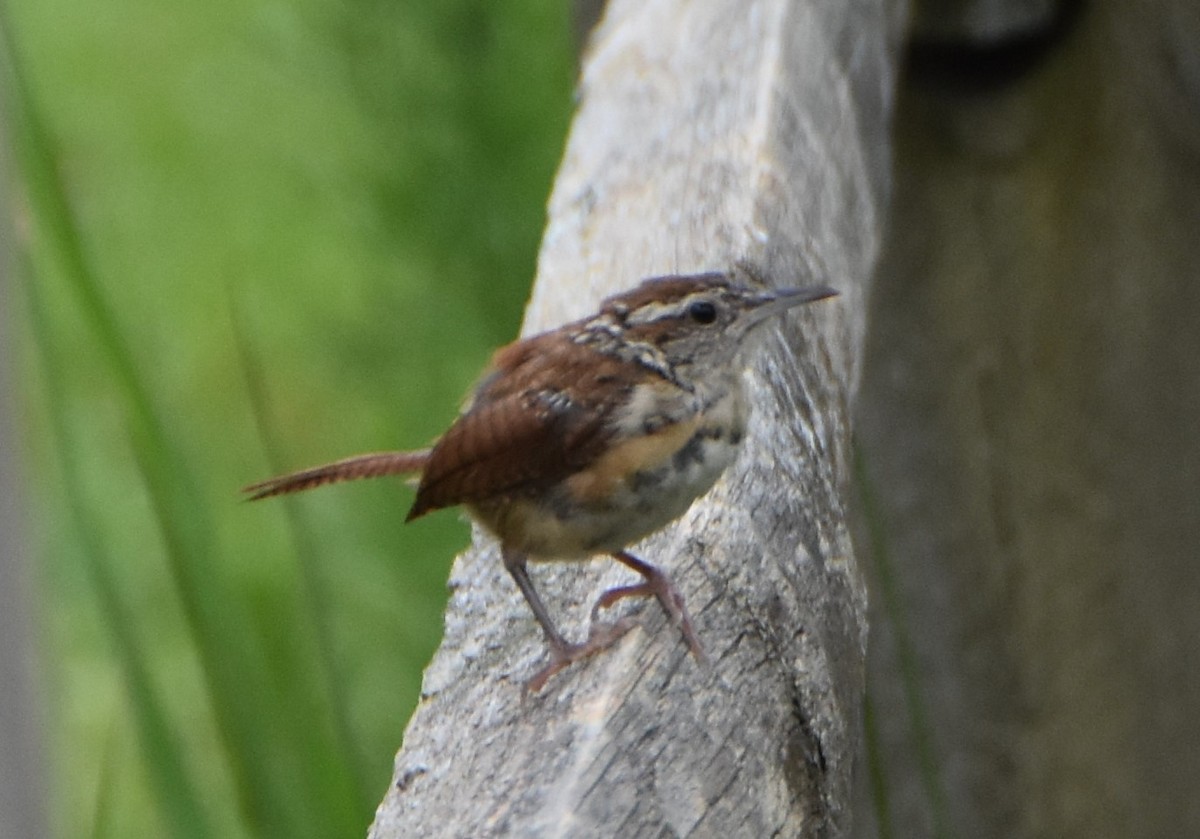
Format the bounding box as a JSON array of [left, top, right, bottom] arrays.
[[745, 284, 839, 330]]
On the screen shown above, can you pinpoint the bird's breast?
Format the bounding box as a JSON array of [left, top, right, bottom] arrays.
[[469, 379, 749, 559]]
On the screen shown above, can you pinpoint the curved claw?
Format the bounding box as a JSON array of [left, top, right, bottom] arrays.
[[525, 618, 637, 693], [591, 551, 708, 665]]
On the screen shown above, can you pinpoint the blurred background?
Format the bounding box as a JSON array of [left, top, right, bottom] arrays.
[[8, 2, 1200, 838], [2, 2, 575, 836]]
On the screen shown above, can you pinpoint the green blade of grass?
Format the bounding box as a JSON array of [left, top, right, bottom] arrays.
[[229, 294, 374, 815], [24, 272, 212, 839], [854, 440, 952, 839], [861, 691, 894, 839], [88, 725, 119, 839], [3, 17, 360, 838]]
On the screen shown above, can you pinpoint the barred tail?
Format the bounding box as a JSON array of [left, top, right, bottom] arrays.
[[242, 450, 431, 500]]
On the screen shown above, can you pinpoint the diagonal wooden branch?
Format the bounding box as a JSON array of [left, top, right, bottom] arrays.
[[369, 1, 900, 835]]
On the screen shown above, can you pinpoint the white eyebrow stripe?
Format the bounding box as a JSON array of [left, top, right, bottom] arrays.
[[625, 293, 713, 325]]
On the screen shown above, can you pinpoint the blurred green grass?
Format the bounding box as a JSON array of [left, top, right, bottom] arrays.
[[6, 1, 574, 836]]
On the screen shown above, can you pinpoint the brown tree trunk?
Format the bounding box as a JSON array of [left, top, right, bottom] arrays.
[[857, 2, 1200, 837], [368, 1, 901, 836]]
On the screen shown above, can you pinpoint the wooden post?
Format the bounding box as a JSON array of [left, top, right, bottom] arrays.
[[369, 1, 899, 835]]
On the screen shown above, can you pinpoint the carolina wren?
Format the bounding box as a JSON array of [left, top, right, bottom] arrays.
[[245, 271, 836, 690]]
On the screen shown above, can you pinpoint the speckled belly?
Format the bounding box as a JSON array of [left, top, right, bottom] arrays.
[[468, 386, 748, 559]]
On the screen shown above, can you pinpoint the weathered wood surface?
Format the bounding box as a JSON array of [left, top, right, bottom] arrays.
[[368, 1, 899, 836], [857, 1, 1200, 837]]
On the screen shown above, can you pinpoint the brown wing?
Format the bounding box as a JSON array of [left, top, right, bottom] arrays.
[[405, 331, 636, 520]]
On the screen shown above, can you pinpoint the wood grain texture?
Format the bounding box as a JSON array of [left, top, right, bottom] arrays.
[[369, 1, 900, 836]]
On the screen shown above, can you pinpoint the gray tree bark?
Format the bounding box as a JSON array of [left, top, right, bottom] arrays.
[[368, 1, 901, 836], [857, 1, 1200, 838]]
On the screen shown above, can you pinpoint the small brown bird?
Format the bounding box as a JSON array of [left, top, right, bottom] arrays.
[[245, 271, 836, 690]]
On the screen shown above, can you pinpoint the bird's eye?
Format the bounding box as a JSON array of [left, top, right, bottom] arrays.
[[687, 300, 717, 324]]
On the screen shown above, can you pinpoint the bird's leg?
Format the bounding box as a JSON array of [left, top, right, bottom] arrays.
[[591, 550, 707, 664], [503, 548, 634, 692]]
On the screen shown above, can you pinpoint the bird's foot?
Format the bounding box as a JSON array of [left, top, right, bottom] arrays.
[[593, 553, 707, 665], [525, 617, 636, 693]]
